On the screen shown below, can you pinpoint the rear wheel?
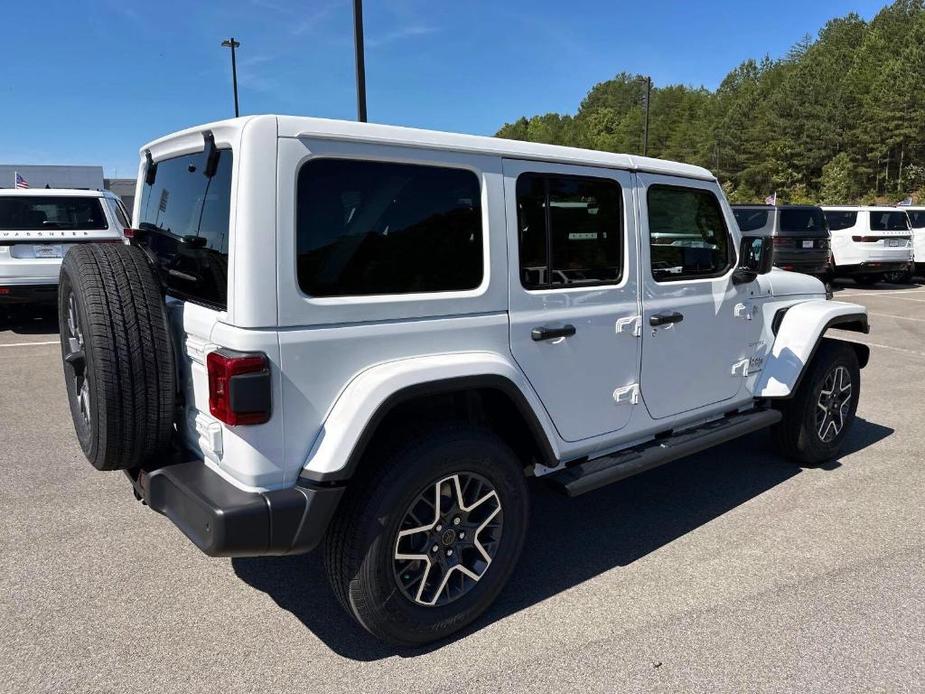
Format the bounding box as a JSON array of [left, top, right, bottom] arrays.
[[324, 426, 529, 645], [58, 244, 176, 471], [883, 268, 913, 284], [772, 340, 860, 465]]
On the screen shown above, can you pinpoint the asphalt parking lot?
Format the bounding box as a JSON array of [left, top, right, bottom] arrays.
[[2, 282, 924, 694]]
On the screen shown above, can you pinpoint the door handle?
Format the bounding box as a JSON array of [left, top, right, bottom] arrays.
[[531, 324, 576, 341], [649, 311, 684, 327]]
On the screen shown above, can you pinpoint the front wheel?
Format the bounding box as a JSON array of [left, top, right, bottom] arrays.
[[324, 426, 529, 645], [772, 340, 860, 465]]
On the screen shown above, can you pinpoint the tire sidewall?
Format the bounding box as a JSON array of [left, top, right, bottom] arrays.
[[795, 343, 860, 459], [350, 431, 529, 645]]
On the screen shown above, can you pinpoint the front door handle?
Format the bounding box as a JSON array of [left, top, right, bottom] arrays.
[[649, 311, 684, 327], [531, 324, 576, 341]]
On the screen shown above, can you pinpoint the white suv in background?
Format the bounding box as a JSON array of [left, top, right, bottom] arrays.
[[821, 205, 913, 285], [905, 206, 925, 277], [0, 189, 128, 309]]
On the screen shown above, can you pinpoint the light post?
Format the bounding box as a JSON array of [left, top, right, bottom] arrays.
[[353, 0, 367, 122], [221, 37, 241, 118]]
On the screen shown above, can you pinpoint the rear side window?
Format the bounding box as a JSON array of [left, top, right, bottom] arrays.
[[136, 148, 233, 309], [516, 173, 623, 289], [870, 210, 910, 231], [909, 210, 925, 229], [779, 207, 828, 234], [0, 196, 107, 230], [824, 211, 857, 231], [296, 159, 483, 297], [647, 185, 732, 281], [732, 208, 769, 232]]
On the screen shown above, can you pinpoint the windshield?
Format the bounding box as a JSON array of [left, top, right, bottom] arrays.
[[136, 147, 232, 309], [823, 210, 857, 231], [907, 210, 925, 229], [0, 196, 107, 230], [732, 208, 769, 232], [779, 207, 828, 235], [869, 210, 910, 231]]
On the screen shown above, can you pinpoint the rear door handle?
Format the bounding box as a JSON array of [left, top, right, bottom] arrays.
[[649, 311, 684, 327], [531, 324, 576, 341]]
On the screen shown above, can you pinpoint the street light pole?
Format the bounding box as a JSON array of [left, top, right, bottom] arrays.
[[352, 0, 368, 122], [221, 37, 241, 118]]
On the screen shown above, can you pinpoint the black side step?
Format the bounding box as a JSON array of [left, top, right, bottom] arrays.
[[548, 408, 782, 497]]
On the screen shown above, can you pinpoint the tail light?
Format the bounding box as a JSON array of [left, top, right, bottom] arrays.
[[123, 228, 136, 239], [772, 237, 794, 248], [207, 349, 271, 426], [852, 236, 878, 242]]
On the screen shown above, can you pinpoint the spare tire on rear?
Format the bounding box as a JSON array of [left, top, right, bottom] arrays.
[[58, 243, 176, 471]]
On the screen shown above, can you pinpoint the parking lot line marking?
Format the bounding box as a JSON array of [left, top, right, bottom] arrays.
[[0, 340, 58, 349], [832, 334, 925, 358], [836, 289, 925, 298], [867, 312, 925, 323]]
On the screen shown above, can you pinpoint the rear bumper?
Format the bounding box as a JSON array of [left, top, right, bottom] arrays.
[[0, 283, 57, 304], [135, 461, 345, 557], [836, 261, 911, 276]]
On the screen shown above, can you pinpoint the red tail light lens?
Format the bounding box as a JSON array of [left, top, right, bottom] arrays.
[[123, 228, 136, 239], [772, 237, 794, 247], [207, 349, 271, 426]]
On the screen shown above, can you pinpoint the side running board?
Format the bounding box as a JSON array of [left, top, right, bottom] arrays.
[[547, 408, 783, 497]]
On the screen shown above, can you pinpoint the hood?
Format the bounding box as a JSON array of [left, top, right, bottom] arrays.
[[765, 267, 827, 298]]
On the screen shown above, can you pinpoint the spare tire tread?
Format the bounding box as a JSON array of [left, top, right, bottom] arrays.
[[59, 244, 176, 471]]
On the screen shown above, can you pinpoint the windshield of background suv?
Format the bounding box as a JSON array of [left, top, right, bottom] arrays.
[[136, 148, 232, 309], [823, 210, 857, 230], [779, 207, 828, 234], [906, 210, 925, 228], [732, 208, 769, 232], [870, 210, 910, 231], [0, 196, 107, 230]]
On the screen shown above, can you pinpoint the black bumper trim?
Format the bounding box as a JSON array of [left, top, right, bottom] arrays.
[[0, 283, 58, 304], [141, 461, 344, 557]]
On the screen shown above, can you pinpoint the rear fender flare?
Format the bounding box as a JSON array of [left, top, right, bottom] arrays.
[[300, 352, 561, 481], [756, 300, 869, 398]]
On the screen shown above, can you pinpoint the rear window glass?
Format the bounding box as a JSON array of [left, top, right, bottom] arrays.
[[0, 196, 107, 230], [296, 159, 483, 297], [779, 207, 828, 233], [908, 210, 925, 229], [870, 211, 910, 231], [823, 210, 857, 230], [732, 208, 769, 232], [136, 148, 233, 309]]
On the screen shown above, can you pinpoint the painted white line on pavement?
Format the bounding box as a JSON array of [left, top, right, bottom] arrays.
[[867, 312, 925, 323], [836, 289, 925, 298], [832, 333, 925, 358], [0, 340, 58, 349]]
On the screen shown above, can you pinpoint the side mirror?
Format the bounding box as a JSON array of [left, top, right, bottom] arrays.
[[732, 236, 773, 285]]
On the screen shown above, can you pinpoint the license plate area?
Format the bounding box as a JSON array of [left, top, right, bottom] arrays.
[[886, 238, 904, 247], [802, 240, 814, 248], [33, 244, 64, 258]]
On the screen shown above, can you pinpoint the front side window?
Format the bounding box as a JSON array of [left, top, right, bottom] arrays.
[[136, 148, 233, 309], [516, 173, 623, 289], [297, 159, 483, 297], [824, 210, 857, 231], [908, 210, 925, 229], [647, 185, 732, 281], [0, 196, 107, 230], [870, 210, 910, 231]]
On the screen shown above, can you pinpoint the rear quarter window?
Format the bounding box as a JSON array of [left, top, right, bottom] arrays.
[[136, 148, 233, 309], [732, 208, 769, 232], [296, 159, 483, 297], [823, 211, 857, 231]]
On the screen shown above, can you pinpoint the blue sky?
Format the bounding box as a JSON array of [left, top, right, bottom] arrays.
[[0, 0, 887, 177]]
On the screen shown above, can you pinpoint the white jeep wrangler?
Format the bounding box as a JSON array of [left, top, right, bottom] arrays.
[[58, 116, 869, 645]]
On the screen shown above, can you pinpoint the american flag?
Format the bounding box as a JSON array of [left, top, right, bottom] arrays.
[[14, 172, 29, 189], [897, 197, 912, 207], [764, 192, 777, 205]]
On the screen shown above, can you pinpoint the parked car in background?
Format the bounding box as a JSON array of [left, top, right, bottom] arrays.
[[731, 204, 831, 279], [0, 189, 128, 310], [820, 206, 913, 285], [905, 206, 925, 278]]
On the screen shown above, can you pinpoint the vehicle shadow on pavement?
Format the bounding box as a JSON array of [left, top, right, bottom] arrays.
[[231, 417, 893, 661], [0, 311, 58, 335]]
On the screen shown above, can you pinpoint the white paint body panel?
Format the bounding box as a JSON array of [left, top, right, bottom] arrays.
[[133, 116, 868, 492], [756, 300, 866, 397]]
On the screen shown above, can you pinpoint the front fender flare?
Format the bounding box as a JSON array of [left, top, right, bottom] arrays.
[[756, 300, 869, 398], [300, 352, 561, 481]]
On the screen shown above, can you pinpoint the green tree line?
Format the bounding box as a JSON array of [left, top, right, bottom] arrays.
[[496, 0, 925, 204]]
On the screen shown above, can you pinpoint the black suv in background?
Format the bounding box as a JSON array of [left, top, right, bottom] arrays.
[[732, 205, 832, 279]]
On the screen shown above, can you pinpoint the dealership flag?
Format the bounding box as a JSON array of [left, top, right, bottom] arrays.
[[764, 192, 777, 205], [14, 172, 29, 189], [897, 197, 912, 206]]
